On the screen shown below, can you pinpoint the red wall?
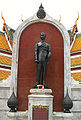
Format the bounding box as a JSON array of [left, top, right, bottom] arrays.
[[17, 22, 64, 112]]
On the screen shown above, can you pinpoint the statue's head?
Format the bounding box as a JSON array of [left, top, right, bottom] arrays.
[[40, 32, 46, 41]]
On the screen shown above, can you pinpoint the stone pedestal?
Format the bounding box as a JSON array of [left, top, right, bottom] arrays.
[[71, 85, 81, 112], [7, 111, 28, 120], [53, 112, 73, 120], [28, 89, 53, 120]]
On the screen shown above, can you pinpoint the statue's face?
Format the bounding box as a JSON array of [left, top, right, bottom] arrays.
[[40, 32, 46, 40]]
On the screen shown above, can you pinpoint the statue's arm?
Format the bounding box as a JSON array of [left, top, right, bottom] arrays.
[[48, 44, 51, 59], [35, 43, 39, 63]]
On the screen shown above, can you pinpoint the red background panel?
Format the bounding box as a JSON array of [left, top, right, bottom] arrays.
[[17, 22, 64, 111]]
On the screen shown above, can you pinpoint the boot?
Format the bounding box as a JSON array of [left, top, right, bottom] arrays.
[[42, 81, 49, 89]]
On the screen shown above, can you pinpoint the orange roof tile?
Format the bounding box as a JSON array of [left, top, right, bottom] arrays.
[[0, 70, 11, 80], [71, 72, 81, 81], [71, 34, 81, 53], [0, 32, 11, 51], [71, 57, 81, 67], [0, 55, 11, 66], [71, 37, 81, 53]]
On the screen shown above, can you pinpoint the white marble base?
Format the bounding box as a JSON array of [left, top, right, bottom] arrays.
[[53, 112, 73, 120], [7, 111, 81, 120], [7, 111, 28, 120], [71, 85, 81, 112], [28, 89, 53, 120]]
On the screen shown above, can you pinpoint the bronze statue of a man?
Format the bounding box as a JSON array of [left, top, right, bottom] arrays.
[[33, 32, 51, 88]]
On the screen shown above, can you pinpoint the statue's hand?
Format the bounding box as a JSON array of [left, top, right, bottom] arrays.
[[35, 60, 39, 63]]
